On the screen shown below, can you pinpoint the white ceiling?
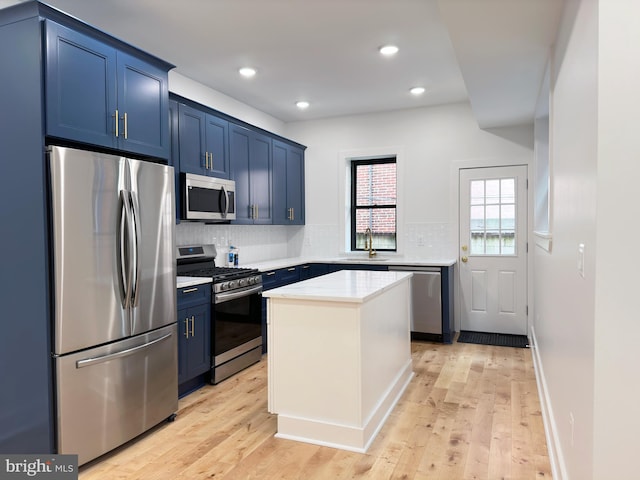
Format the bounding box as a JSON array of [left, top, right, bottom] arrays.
[[0, 0, 563, 127]]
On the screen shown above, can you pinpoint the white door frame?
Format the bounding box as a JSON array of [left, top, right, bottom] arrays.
[[449, 158, 534, 336]]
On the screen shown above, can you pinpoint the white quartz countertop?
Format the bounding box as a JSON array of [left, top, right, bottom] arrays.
[[177, 276, 212, 288], [262, 270, 412, 303], [243, 255, 456, 272]]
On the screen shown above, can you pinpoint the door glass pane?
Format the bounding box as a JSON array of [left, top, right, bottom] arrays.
[[501, 178, 515, 203], [471, 231, 485, 254], [467, 177, 517, 255], [470, 181, 485, 205], [485, 180, 500, 204], [485, 231, 500, 254]]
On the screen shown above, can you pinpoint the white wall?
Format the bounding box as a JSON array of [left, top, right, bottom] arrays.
[[284, 103, 533, 260], [534, 0, 640, 478], [532, 1, 597, 478], [593, 0, 640, 478]]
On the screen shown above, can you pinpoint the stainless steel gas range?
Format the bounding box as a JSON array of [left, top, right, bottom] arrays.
[[177, 245, 262, 384]]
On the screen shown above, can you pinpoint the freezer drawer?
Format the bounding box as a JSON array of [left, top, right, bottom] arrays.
[[55, 324, 178, 465]]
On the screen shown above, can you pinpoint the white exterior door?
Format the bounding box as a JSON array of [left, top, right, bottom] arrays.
[[459, 165, 528, 335]]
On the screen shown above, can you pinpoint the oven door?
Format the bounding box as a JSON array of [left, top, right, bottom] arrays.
[[213, 284, 263, 366]]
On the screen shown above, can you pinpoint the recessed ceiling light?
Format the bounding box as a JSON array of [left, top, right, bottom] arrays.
[[379, 45, 399, 56], [296, 101, 310, 110], [239, 67, 256, 78], [410, 86, 426, 96]]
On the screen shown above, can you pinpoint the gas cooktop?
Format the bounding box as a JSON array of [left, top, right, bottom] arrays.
[[176, 244, 259, 283]]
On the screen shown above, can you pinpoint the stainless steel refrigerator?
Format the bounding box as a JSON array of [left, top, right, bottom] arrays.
[[49, 146, 178, 466]]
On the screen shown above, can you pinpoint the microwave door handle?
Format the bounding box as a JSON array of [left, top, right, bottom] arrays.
[[220, 186, 228, 218]]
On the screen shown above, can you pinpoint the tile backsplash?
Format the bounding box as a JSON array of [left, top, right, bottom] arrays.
[[176, 223, 303, 264], [176, 221, 453, 264]]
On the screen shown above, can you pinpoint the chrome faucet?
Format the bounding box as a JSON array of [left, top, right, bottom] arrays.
[[364, 227, 377, 258]]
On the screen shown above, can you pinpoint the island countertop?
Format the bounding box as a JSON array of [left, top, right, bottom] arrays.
[[262, 269, 412, 304]]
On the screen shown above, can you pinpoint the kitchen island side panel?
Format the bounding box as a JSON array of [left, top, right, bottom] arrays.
[[267, 273, 413, 452], [0, 15, 54, 453]]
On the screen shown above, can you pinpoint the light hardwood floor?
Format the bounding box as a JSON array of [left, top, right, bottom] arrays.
[[79, 339, 551, 479]]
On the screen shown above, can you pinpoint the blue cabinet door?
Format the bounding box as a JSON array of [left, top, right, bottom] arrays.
[[177, 103, 230, 178], [45, 20, 117, 149], [287, 144, 305, 225], [178, 103, 207, 175], [230, 124, 271, 224], [271, 141, 288, 224], [251, 131, 272, 225], [205, 114, 230, 178], [229, 124, 252, 223], [272, 140, 305, 225], [177, 284, 212, 387], [45, 20, 170, 159], [117, 51, 169, 159], [184, 302, 211, 378]]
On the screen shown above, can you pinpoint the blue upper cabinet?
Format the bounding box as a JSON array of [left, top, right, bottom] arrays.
[[45, 20, 171, 160], [116, 52, 169, 158], [230, 124, 272, 224], [272, 139, 305, 225], [178, 102, 229, 178]]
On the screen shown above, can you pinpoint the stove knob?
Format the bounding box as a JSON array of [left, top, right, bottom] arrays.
[[248, 277, 255, 285], [239, 278, 247, 287], [219, 282, 228, 291]]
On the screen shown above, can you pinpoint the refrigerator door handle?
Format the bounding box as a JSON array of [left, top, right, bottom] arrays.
[[75, 332, 173, 369], [118, 189, 133, 309], [128, 190, 141, 309]]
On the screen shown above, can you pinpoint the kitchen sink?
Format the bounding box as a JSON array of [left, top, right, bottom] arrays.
[[341, 257, 389, 262]]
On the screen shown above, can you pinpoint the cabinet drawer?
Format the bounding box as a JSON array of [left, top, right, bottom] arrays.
[[177, 283, 211, 308]]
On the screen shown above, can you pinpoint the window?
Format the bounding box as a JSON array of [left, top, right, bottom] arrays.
[[351, 158, 397, 252], [469, 177, 516, 255]]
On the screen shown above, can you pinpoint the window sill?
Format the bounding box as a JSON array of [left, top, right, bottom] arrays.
[[533, 231, 553, 253]]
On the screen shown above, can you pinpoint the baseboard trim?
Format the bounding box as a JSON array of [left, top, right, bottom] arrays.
[[530, 325, 567, 480]]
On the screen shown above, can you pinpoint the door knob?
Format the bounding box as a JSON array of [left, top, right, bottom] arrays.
[[461, 245, 468, 252], [461, 256, 468, 263]]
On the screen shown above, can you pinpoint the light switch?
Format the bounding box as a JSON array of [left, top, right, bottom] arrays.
[[577, 243, 585, 278]]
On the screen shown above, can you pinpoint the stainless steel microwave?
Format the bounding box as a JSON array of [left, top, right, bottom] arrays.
[[182, 173, 236, 221]]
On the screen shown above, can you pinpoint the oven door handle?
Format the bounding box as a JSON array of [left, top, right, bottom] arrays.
[[215, 284, 263, 304]]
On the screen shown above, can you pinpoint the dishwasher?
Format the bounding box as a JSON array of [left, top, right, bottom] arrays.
[[389, 266, 443, 342]]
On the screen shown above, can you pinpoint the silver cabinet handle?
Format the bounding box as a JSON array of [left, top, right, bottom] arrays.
[[190, 315, 195, 337], [181, 287, 198, 294], [184, 318, 189, 338]]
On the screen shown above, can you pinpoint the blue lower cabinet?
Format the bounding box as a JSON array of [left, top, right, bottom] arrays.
[[177, 284, 212, 396]]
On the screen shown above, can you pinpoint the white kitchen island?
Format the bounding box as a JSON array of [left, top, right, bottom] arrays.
[[263, 269, 414, 452]]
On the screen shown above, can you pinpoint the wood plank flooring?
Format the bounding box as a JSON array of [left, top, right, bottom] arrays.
[[79, 339, 551, 479]]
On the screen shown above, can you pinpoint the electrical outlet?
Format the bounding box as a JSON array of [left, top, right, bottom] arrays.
[[569, 412, 575, 447]]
